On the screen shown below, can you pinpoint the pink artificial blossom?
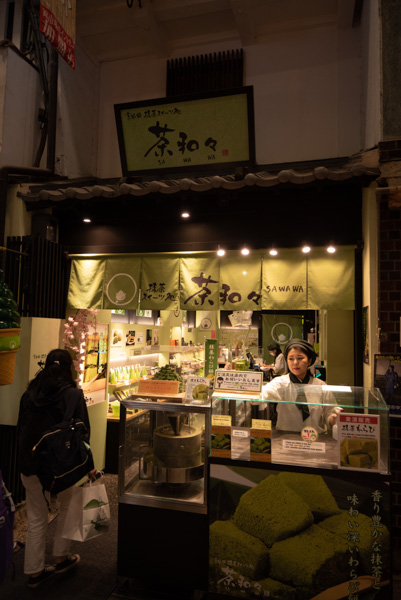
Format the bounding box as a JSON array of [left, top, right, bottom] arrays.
[[63, 309, 98, 386]]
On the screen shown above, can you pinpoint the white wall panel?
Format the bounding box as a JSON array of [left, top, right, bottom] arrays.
[[0, 49, 42, 167], [96, 24, 361, 178]]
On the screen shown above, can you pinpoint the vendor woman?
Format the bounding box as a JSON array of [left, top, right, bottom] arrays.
[[265, 341, 287, 377], [262, 339, 341, 433]]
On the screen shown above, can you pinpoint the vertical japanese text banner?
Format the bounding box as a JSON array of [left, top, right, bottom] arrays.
[[262, 250, 307, 310], [103, 257, 141, 310], [205, 339, 219, 377], [180, 257, 220, 310], [219, 252, 262, 310], [68, 258, 106, 309], [40, 0, 76, 69], [140, 256, 179, 310]]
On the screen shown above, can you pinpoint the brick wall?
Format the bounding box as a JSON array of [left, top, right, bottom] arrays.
[[379, 197, 401, 557]]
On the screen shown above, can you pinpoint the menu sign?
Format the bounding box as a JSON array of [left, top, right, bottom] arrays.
[[211, 370, 268, 461], [338, 413, 380, 472], [185, 376, 211, 404]]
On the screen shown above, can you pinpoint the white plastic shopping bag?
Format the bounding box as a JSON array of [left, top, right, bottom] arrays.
[[61, 479, 110, 542]]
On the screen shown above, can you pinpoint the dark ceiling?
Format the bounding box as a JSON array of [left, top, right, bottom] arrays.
[[49, 180, 363, 254]]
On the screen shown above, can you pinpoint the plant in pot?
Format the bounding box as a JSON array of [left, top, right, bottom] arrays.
[[0, 269, 21, 385]]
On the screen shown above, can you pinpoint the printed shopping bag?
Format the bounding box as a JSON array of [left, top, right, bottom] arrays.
[[61, 480, 110, 542]]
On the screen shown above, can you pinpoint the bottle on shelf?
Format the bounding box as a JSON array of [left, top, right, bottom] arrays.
[[110, 368, 117, 384]]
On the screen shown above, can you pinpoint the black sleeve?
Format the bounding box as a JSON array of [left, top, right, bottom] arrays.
[[77, 390, 91, 439]]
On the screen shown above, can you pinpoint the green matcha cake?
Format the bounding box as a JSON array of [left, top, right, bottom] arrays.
[[340, 438, 379, 468], [318, 510, 390, 574], [209, 519, 269, 579], [347, 453, 372, 468], [269, 524, 349, 592], [276, 471, 341, 521], [233, 475, 314, 547]]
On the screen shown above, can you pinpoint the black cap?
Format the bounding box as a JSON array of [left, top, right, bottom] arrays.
[[284, 339, 316, 364]]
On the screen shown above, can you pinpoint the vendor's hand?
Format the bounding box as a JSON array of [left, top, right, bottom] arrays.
[[87, 468, 98, 482], [328, 407, 344, 427]]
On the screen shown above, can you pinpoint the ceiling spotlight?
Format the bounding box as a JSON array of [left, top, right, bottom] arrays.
[[181, 211, 190, 219], [241, 246, 250, 256], [83, 217, 91, 223], [327, 243, 336, 254], [217, 245, 225, 257], [302, 244, 311, 254], [269, 245, 278, 256]]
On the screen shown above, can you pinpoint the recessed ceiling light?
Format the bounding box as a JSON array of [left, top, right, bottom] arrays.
[[302, 245, 311, 254], [327, 244, 336, 254], [181, 211, 190, 219], [241, 246, 250, 256], [217, 246, 225, 256], [83, 217, 91, 223]]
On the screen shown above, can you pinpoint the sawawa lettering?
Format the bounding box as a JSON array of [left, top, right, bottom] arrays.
[[265, 285, 305, 293]]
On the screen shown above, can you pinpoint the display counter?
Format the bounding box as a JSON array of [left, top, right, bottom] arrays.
[[211, 385, 390, 474], [116, 386, 392, 599]]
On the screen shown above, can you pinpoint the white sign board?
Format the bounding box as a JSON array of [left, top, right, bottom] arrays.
[[213, 369, 263, 393]]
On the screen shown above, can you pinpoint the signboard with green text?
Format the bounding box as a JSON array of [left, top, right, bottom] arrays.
[[114, 87, 255, 175], [204, 338, 219, 377]]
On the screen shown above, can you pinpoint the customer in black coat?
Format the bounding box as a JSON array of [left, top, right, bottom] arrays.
[[17, 348, 96, 589]]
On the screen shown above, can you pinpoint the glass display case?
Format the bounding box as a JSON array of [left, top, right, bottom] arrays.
[[119, 399, 210, 513], [211, 385, 390, 474]]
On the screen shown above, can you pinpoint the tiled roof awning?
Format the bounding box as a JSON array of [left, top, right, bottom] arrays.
[[18, 163, 379, 207]]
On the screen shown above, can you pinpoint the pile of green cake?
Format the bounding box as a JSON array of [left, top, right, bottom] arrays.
[[152, 364, 183, 392], [209, 471, 389, 599]]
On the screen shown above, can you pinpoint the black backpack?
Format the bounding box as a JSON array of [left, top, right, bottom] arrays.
[[32, 401, 94, 495]]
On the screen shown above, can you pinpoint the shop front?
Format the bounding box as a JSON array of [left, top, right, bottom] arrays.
[[67, 243, 358, 398], [13, 158, 383, 599], [58, 241, 390, 598]]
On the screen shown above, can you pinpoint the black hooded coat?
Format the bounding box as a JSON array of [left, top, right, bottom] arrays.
[[16, 381, 90, 476]]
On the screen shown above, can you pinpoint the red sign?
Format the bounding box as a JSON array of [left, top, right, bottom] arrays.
[[40, 2, 75, 70]]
